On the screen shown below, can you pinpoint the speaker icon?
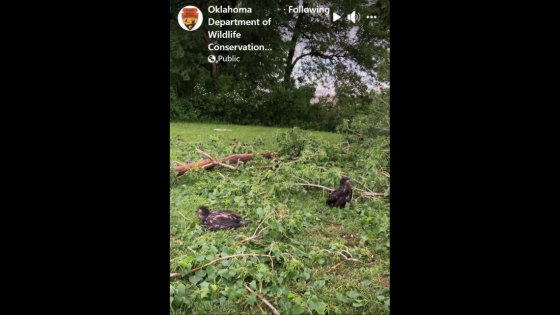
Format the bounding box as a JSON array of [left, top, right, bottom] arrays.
[[347, 11, 361, 23]]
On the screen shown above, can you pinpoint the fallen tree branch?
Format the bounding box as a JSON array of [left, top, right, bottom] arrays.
[[294, 176, 385, 199], [253, 210, 274, 238], [170, 254, 275, 277], [174, 149, 254, 176], [232, 233, 261, 247], [323, 248, 375, 274], [325, 260, 347, 273], [293, 176, 334, 192], [353, 188, 385, 197], [297, 183, 334, 191], [243, 283, 281, 315]]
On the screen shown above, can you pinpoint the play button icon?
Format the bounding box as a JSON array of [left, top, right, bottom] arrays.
[[333, 12, 341, 22]]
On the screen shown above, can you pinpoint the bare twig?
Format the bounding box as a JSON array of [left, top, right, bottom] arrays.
[[232, 233, 262, 247], [170, 254, 275, 277], [243, 284, 281, 315], [268, 243, 274, 272], [323, 248, 375, 274], [284, 159, 300, 165], [196, 148, 216, 161], [195, 148, 240, 170], [297, 183, 334, 191], [256, 165, 275, 169], [253, 211, 274, 238], [294, 175, 384, 199], [217, 172, 226, 181], [326, 260, 347, 273], [354, 188, 385, 197], [293, 175, 334, 192]]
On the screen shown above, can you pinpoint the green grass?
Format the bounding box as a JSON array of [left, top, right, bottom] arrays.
[[170, 122, 390, 315], [170, 122, 341, 160]]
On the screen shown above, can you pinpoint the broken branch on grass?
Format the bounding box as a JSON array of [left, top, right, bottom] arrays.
[[295, 176, 385, 199], [268, 243, 275, 272], [353, 188, 385, 198], [233, 209, 276, 247], [170, 254, 275, 277], [254, 211, 273, 237], [243, 284, 281, 315], [174, 149, 254, 176], [293, 175, 335, 192], [297, 183, 334, 191], [232, 233, 262, 247], [323, 248, 375, 274]]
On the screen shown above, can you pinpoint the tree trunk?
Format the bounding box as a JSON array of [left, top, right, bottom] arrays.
[[283, 1, 307, 85]]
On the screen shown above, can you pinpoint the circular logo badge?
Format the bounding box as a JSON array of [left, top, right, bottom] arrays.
[[178, 6, 203, 31]]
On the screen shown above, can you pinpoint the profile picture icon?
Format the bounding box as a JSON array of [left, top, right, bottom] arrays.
[[178, 6, 203, 31]]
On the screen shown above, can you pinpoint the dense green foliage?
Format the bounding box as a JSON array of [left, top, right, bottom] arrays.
[[170, 125, 390, 314], [170, 0, 390, 132]]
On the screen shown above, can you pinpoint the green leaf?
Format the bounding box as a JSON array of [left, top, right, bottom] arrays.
[[189, 275, 200, 285], [292, 304, 305, 314], [199, 281, 209, 289], [177, 284, 185, 296], [247, 294, 257, 305], [286, 270, 298, 279], [196, 255, 206, 261], [170, 297, 174, 305], [279, 286, 289, 297], [249, 280, 257, 290], [308, 296, 320, 310], [316, 302, 326, 314], [347, 291, 359, 299], [195, 270, 207, 278], [288, 292, 295, 298], [352, 302, 363, 307], [318, 258, 325, 265], [200, 288, 209, 298], [384, 298, 390, 306], [361, 279, 371, 286], [219, 296, 227, 304], [170, 285, 175, 295], [377, 295, 386, 301]]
